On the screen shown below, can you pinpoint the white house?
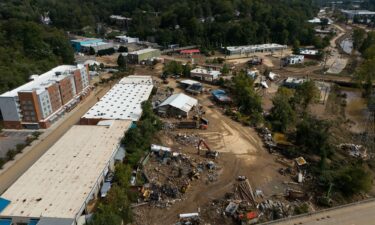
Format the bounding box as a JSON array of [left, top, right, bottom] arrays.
[[190, 68, 221, 82]]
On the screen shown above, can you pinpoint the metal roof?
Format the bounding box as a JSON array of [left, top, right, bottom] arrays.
[[158, 93, 198, 113], [83, 76, 153, 121]]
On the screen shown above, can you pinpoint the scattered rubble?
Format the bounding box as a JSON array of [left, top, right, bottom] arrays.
[[174, 133, 200, 146], [139, 146, 221, 209], [338, 143, 368, 159]]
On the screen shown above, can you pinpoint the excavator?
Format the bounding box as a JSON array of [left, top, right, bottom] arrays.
[[197, 139, 218, 159]]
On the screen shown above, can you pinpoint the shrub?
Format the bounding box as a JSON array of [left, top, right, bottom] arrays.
[[6, 149, 16, 160]]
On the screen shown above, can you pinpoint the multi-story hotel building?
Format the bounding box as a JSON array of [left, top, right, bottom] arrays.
[[0, 64, 90, 129]]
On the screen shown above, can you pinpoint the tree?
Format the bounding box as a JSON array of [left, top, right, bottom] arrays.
[[355, 59, 375, 97], [269, 87, 296, 132], [117, 54, 127, 70], [163, 61, 183, 76], [88, 204, 122, 225], [352, 28, 366, 50], [6, 149, 16, 160], [292, 80, 320, 111], [334, 165, 372, 196], [296, 116, 332, 156], [221, 64, 230, 75], [118, 46, 128, 53], [89, 47, 96, 55], [231, 72, 263, 123], [320, 18, 329, 30], [182, 64, 191, 77], [292, 40, 300, 55]]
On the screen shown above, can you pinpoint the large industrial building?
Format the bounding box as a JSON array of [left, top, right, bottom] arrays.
[[0, 65, 90, 129], [127, 48, 161, 64], [341, 9, 375, 19], [224, 44, 287, 55], [70, 38, 113, 53], [80, 75, 153, 125], [0, 120, 131, 225]]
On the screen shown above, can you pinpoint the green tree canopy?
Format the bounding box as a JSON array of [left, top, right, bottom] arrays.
[[269, 87, 296, 132]]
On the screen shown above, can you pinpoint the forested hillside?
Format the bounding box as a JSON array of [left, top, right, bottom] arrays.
[[0, 0, 319, 93]]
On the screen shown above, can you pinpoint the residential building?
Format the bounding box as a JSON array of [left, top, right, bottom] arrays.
[[127, 48, 161, 64], [0, 120, 132, 225], [283, 77, 307, 89], [157, 93, 198, 117], [0, 65, 90, 129], [190, 68, 221, 82], [115, 35, 139, 44], [299, 49, 320, 59], [224, 44, 287, 55], [282, 55, 304, 66], [80, 75, 153, 125]]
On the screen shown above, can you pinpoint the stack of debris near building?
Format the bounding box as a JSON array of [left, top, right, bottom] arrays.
[[134, 144, 221, 209]]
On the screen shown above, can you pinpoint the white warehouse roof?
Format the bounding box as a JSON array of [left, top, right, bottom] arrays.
[[0, 120, 131, 219], [159, 93, 198, 113], [83, 75, 153, 121]]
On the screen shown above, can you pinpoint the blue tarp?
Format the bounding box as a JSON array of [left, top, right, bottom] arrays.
[[0, 219, 11, 225], [0, 198, 10, 213], [211, 89, 232, 103]]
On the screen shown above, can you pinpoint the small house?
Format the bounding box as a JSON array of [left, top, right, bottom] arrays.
[[282, 55, 304, 66], [190, 68, 221, 82]]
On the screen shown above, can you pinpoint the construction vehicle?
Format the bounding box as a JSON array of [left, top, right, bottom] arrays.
[[197, 139, 218, 159]]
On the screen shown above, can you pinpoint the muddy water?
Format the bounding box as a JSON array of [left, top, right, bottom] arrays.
[[341, 87, 369, 133]]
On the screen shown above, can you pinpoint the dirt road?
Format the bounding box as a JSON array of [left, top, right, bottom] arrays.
[[0, 84, 111, 193], [134, 92, 291, 225]]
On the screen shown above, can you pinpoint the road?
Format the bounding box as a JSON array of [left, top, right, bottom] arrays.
[[263, 199, 375, 225], [0, 84, 111, 194]]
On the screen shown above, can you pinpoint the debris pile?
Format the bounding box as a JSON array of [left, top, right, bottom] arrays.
[[140, 148, 221, 208], [174, 133, 200, 146], [257, 127, 276, 151], [259, 199, 293, 220], [162, 122, 176, 130], [338, 143, 367, 159]]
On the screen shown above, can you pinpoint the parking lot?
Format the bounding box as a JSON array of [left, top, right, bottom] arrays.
[[0, 131, 33, 158]]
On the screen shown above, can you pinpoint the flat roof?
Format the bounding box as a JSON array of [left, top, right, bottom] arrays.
[[341, 9, 375, 15], [83, 76, 153, 121], [226, 43, 287, 52], [70, 38, 103, 44], [129, 48, 159, 55], [0, 120, 131, 219], [191, 68, 221, 76], [0, 65, 84, 97]]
